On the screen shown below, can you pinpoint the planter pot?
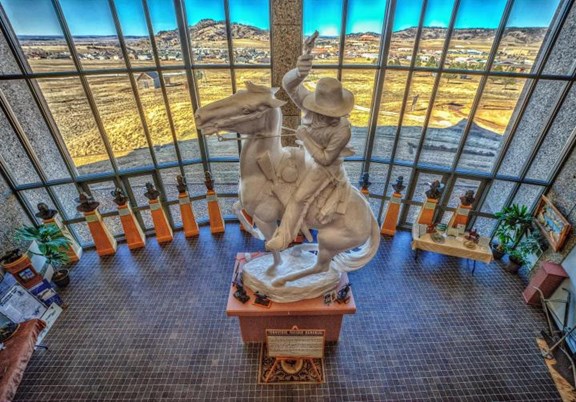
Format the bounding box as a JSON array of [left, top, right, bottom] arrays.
[[504, 256, 523, 274], [491, 244, 505, 260], [52, 269, 70, 288]]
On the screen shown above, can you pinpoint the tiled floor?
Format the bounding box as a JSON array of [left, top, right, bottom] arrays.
[[16, 224, 559, 401]]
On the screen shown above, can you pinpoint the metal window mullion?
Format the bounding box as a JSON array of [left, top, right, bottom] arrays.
[[108, 0, 159, 169], [336, 0, 349, 81], [397, 167, 418, 224], [142, 0, 187, 174], [0, 7, 78, 181], [360, 0, 396, 174], [51, 0, 121, 177], [174, 0, 211, 173], [376, 0, 428, 221], [411, 0, 461, 167], [489, 0, 573, 178], [222, 0, 242, 156], [449, 0, 515, 173]]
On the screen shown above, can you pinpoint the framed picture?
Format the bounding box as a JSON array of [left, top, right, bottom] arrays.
[[534, 195, 572, 252]]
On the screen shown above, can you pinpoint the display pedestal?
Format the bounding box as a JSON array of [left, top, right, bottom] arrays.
[[226, 253, 356, 343], [448, 204, 471, 229], [207, 189, 225, 234], [2, 255, 43, 289], [42, 216, 82, 262], [523, 262, 568, 305], [178, 193, 199, 237], [417, 197, 438, 225], [117, 204, 146, 249], [84, 209, 117, 256], [381, 192, 402, 236], [149, 199, 173, 243]]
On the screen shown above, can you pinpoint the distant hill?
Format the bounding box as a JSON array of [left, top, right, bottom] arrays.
[[345, 27, 548, 44], [155, 18, 269, 43]]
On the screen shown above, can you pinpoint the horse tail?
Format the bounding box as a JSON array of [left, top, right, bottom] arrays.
[[332, 213, 380, 272]]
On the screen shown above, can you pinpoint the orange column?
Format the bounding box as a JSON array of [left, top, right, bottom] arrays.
[[149, 199, 173, 243], [381, 192, 402, 236], [43, 215, 82, 262], [448, 203, 472, 229], [206, 189, 225, 234], [118, 204, 146, 249], [84, 209, 117, 256], [178, 193, 199, 237], [417, 198, 438, 226]]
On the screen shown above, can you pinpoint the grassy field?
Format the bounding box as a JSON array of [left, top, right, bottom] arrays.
[[30, 55, 523, 172]]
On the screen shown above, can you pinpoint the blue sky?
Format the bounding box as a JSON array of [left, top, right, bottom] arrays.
[[1, 0, 560, 37]]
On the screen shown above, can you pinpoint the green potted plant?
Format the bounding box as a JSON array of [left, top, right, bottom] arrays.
[[504, 229, 543, 274], [492, 204, 533, 260], [14, 225, 72, 288]]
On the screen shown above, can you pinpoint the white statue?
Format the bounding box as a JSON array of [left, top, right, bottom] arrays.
[[195, 32, 380, 302]]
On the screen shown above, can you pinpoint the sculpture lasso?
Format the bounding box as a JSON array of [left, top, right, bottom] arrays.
[[195, 32, 380, 302]]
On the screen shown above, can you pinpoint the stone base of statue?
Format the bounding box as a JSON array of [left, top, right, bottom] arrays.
[[242, 245, 341, 303], [227, 252, 356, 343]]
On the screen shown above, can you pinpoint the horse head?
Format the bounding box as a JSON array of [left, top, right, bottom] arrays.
[[195, 81, 286, 136]]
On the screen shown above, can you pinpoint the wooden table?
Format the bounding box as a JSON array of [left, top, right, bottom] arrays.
[[411, 225, 493, 274], [226, 253, 356, 343]]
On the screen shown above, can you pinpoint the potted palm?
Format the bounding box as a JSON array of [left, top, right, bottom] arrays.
[[504, 230, 543, 274], [492, 204, 533, 261], [14, 225, 72, 288]]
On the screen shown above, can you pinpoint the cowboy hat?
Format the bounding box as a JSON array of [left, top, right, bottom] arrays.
[[302, 77, 354, 118]]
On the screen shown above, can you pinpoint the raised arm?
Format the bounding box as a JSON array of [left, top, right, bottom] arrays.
[[282, 54, 313, 110]]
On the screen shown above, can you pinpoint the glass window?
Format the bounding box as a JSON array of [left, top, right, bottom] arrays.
[[185, 0, 229, 64], [133, 71, 179, 164], [51, 183, 80, 220], [344, 161, 363, 187], [415, 0, 456, 67], [386, 165, 413, 197], [446, 178, 480, 209], [183, 164, 207, 196], [444, 0, 507, 71], [394, 72, 436, 164], [163, 71, 202, 161], [159, 167, 182, 201], [36, 77, 114, 175], [59, 0, 125, 69], [169, 204, 183, 228], [457, 78, 528, 173], [229, 0, 271, 65], [366, 163, 389, 197], [235, 69, 271, 88], [303, 0, 343, 64], [343, 0, 386, 64], [0, 27, 21, 74], [1, 0, 75, 72], [341, 69, 376, 156], [474, 217, 497, 237], [480, 180, 514, 215], [147, 0, 183, 66], [419, 73, 481, 168], [69, 222, 93, 246], [211, 162, 240, 196], [405, 172, 443, 224], [493, 0, 561, 74], [87, 181, 118, 214], [104, 216, 124, 236], [373, 70, 410, 161], [128, 175, 155, 206], [21, 188, 54, 224], [387, 0, 424, 67], [87, 74, 154, 170], [115, 0, 155, 67]]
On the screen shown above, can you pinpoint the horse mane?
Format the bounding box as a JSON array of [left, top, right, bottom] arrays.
[[245, 81, 280, 95]]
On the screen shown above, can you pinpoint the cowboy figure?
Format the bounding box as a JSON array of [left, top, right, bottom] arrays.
[[266, 32, 355, 252]]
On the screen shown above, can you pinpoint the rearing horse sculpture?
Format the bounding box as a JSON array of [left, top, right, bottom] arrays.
[[195, 82, 379, 300]]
